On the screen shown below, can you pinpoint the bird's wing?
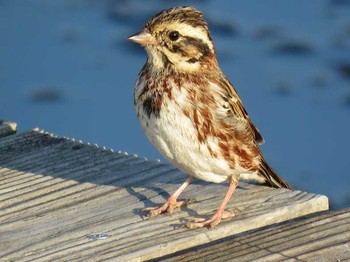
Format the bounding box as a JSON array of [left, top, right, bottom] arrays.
[[216, 77, 265, 144]]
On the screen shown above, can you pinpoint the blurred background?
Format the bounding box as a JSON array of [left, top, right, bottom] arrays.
[[1, 0, 349, 209]]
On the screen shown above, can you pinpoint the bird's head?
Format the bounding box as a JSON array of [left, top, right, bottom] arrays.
[[128, 6, 217, 73]]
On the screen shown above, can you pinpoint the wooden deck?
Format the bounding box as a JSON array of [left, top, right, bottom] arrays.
[[0, 127, 331, 261], [154, 208, 350, 261]]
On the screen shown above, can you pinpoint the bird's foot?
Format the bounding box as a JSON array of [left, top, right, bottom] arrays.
[[143, 197, 189, 218], [186, 210, 235, 229]]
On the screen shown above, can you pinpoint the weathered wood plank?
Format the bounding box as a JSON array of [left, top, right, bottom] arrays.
[[0, 129, 329, 261], [156, 209, 350, 261]]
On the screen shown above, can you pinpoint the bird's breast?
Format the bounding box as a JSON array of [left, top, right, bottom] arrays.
[[134, 77, 232, 183]]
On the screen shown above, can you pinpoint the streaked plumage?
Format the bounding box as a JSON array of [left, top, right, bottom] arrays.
[[129, 6, 293, 229]]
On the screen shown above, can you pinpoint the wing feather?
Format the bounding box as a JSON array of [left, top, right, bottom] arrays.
[[218, 77, 264, 144]]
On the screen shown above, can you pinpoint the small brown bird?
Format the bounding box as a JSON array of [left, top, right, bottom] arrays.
[[129, 6, 293, 229]]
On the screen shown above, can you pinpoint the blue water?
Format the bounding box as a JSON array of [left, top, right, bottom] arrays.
[[1, 0, 349, 208]]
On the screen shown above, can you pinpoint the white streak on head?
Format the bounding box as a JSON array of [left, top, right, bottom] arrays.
[[145, 21, 216, 72], [166, 23, 214, 51]]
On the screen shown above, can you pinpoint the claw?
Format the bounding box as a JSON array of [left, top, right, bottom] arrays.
[[186, 179, 238, 229], [186, 210, 235, 229], [143, 177, 194, 219], [143, 198, 189, 218]]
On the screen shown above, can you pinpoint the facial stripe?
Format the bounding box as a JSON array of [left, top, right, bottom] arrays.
[[187, 58, 199, 63], [183, 36, 210, 57], [169, 36, 211, 62]]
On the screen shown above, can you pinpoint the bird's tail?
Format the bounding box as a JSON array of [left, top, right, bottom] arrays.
[[258, 158, 293, 190]]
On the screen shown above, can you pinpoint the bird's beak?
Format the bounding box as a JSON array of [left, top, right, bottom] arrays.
[[128, 30, 157, 46]]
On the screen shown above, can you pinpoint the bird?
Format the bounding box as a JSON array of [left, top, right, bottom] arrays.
[[128, 6, 293, 229]]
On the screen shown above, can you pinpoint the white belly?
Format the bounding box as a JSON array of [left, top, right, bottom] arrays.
[[135, 88, 231, 183]]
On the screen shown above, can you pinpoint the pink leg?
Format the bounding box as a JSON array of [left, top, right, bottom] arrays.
[[186, 178, 238, 229], [143, 176, 193, 217]]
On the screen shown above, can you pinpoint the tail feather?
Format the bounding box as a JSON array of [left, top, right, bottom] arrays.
[[259, 159, 293, 190]]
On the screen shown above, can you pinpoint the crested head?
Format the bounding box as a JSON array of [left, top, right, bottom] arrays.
[[129, 6, 217, 73], [145, 6, 208, 32]]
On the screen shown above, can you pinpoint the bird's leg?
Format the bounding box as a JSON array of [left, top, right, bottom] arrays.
[[143, 176, 193, 218], [186, 178, 238, 229]]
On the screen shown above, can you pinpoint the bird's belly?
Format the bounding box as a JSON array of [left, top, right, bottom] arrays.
[[136, 100, 230, 183]]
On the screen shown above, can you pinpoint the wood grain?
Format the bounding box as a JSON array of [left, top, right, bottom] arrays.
[[0, 129, 329, 261], [156, 209, 350, 261]]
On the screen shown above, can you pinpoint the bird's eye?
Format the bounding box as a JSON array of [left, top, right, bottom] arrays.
[[168, 31, 179, 41]]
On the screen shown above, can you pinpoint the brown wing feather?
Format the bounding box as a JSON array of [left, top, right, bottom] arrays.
[[218, 76, 293, 189], [220, 77, 264, 144]]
